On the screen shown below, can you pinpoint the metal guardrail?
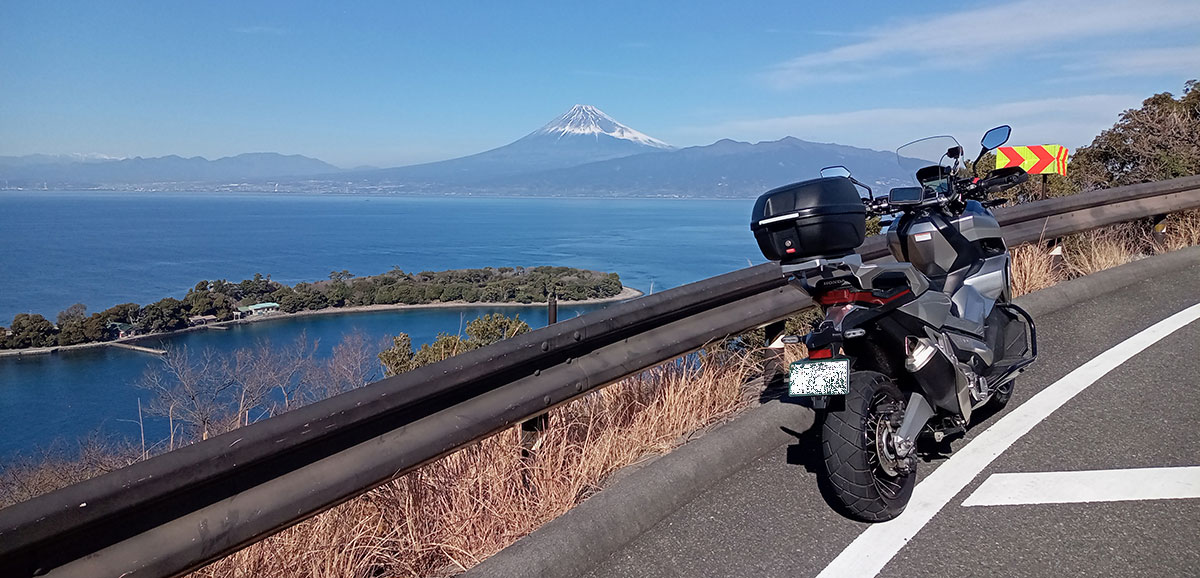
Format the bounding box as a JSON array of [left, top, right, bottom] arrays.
[[2, 175, 1198, 578]]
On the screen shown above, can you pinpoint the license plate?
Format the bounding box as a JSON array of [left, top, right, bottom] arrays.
[[788, 359, 850, 396]]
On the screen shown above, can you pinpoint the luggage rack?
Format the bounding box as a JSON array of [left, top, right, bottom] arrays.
[[780, 253, 863, 276]]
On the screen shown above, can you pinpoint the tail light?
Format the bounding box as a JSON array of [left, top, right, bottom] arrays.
[[808, 347, 834, 360], [815, 289, 910, 307]]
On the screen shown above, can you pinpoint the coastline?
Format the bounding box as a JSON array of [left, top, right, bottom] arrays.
[[0, 286, 644, 359], [260, 285, 643, 321]]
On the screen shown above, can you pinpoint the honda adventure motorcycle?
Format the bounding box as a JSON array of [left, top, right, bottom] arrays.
[[749, 125, 1037, 521]]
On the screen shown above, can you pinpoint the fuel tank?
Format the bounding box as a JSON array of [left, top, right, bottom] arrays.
[[886, 200, 1007, 286]]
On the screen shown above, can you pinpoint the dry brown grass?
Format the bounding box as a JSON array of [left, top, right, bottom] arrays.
[[1160, 210, 1200, 252], [1008, 243, 1065, 297], [1008, 212, 1200, 296], [192, 349, 760, 578], [1061, 225, 1141, 277], [0, 438, 141, 508]]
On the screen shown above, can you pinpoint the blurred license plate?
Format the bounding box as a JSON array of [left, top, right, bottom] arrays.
[[788, 359, 850, 396]]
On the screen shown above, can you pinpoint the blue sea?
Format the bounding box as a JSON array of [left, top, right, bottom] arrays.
[[0, 191, 763, 459]]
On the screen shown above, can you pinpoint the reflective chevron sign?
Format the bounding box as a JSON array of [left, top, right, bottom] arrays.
[[996, 145, 1069, 175]]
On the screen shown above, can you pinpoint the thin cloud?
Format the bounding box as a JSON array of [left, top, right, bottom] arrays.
[[1062, 45, 1200, 78], [676, 94, 1141, 152], [766, 0, 1200, 88]]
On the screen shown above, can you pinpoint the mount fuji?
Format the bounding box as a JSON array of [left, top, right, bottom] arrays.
[[350, 105, 674, 186], [347, 105, 911, 196], [527, 104, 672, 150]]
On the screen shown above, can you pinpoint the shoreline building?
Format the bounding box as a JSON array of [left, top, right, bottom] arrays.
[[188, 314, 219, 326], [234, 302, 281, 319]]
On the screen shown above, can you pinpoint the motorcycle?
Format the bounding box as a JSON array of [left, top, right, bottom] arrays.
[[749, 126, 1037, 521]]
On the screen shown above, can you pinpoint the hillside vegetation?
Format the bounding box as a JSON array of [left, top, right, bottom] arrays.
[[1, 266, 623, 350]]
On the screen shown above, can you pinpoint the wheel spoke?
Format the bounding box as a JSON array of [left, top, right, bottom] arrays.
[[875, 474, 904, 497], [821, 372, 917, 521], [866, 386, 910, 493]]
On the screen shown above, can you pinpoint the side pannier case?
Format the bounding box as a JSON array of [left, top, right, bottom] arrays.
[[750, 177, 867, 263]]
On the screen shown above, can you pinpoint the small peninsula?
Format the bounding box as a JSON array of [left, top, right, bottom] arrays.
[[1, 266, 635, 352]]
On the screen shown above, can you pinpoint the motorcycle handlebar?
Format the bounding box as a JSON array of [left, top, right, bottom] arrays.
[[869, 167, 1029, 218], [960, 170, 1029, 199], [869, 168, 1029, 221], [864, 197, 893, 216]]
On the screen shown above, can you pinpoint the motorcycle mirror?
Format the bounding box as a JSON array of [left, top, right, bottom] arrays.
[[980, 125, 1011, 151], [974, 125, 1012, 175], [946, 146, 963, 160], [821, 165, 873, 201], [820, 165, 851, 178]]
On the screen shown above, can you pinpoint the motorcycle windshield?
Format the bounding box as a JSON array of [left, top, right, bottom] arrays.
[[896, 135, 962, 178]]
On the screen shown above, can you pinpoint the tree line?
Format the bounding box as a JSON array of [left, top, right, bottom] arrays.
[[139, 330, 384, 447], [0, 313, 533, 508], [137, 314, 525, 450], [1, 266, 623, 350], [976, 79, 1199, 201]]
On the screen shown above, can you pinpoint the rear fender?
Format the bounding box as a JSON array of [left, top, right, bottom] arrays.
[[804, 286, 918, 353], [804, 303, 872, 353], [838, 313, 963, 416], [843, 331, 904, 378]]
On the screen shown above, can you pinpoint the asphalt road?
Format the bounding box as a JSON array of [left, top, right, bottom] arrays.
[[584, 259, 1200, 578]]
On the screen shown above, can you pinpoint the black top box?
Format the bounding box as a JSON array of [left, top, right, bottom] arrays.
[[750, 177, 866, 263]]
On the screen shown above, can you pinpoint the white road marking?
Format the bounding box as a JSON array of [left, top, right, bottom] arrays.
[[816, 301, 1200, 578], [962, 466, 1200, 506]]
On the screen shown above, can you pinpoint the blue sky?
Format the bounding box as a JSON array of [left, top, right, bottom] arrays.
[[2, 0, 1197, 168]]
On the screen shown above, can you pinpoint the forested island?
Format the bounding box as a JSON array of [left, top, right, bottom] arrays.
[[1, 266, 628, 350]]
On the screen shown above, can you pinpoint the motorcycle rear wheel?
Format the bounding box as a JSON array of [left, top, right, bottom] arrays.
[[821, 371, 916, 522]]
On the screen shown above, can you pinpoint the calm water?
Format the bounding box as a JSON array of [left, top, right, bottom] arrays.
[[0, 191, 762, 459]]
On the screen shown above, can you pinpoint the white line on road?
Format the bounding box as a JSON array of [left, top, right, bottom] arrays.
[[962, 466, 1200, 506], [816, 301, 1200, 578]]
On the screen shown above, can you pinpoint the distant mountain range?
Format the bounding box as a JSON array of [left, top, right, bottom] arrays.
[[350, 105, 674, 186], [3, 105, 913, 197], [485, 136, 907, 197], [0, 152, 339, 187]]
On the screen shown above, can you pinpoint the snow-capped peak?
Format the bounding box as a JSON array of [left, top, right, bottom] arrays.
[[534, 104, 672, 149]]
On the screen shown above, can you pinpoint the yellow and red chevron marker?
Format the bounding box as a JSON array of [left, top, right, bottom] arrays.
[[996, 145, 1069, 175]]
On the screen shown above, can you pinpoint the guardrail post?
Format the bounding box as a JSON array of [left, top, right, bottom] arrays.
[[1049, 240, 1065, 274], [763, 320, 787, 391], [1152, 214, 1168, 245], [520, 294, 556, 466]]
